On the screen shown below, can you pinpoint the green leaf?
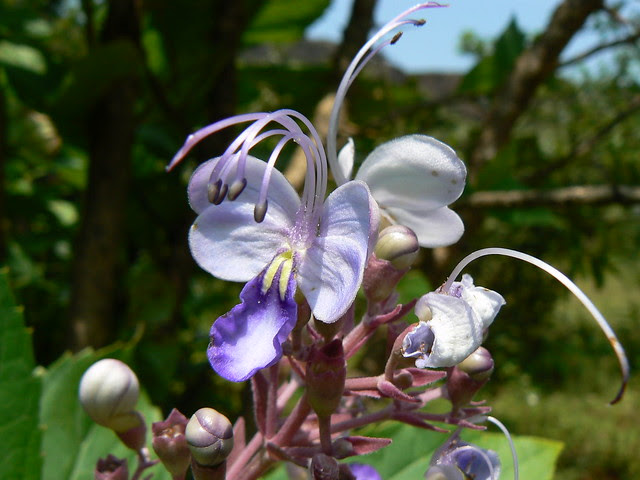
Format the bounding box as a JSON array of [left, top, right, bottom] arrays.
[[266, 422, 564, 480], [243, 0, 330, 45], [0, 41, 46, 74], [458, 18, 526, 95], [40, 347, 171, 480], [462, 429, 564, 480], [397, 270, 432, 306], [0, 267, 42, 480]]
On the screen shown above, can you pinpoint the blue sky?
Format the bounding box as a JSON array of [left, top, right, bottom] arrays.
[[306, 0, 611, 73]]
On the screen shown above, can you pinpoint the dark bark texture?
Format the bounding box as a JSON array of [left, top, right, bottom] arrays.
[[69, 0, 141, 350]]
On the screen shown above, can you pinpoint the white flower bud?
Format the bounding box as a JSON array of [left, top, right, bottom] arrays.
[[374, 225, 420, 270], [79, 359, 140, 432]]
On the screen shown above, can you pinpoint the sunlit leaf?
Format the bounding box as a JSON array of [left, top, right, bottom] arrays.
[[0, 268, 42, 480], [243, 0, 330, 45], [458, 18, 526, 95]]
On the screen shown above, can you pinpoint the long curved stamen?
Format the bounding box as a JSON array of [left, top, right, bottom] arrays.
[[442, 247, 629, 405], [327, 2, 444, 184], [170, 109, 329, 230], [254, 133, 297, 222], [208, 112, 307, 200], [167, 112, 267, 171], [233, 128, 292, 205], [276, 109, 328, 224], [486, 416, 519, 480]]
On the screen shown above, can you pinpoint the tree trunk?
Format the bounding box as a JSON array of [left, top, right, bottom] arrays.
[[69, 0, 140, 350]]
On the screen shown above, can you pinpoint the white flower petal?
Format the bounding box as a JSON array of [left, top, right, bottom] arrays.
[[415, 292, 483, 368], [337, 138, 355, 182], [458, 274, 506, 328], [384, 205, 464, 248], [298, 181, 378, 323], [355, 134, 466, 212], [189, 200, 294, 282], [187, 155, 301, 282]]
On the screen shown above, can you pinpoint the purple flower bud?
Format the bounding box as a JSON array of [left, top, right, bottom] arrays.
[[310, 453, 340, 480], [79, 359, 142, 433], [152, 408, 191, 479], [306, 339, 347, 418], [426, 432, 500, 480], [186, 408, 233, 467], [349, 463, 382, 480], [115, 411, 146, 451], [94, 455, 128, 480]]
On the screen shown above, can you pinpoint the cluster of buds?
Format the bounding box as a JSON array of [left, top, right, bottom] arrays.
[[79, 358, 237, 480]]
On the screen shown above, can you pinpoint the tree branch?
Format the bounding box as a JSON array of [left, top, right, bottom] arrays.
[[460, 185, 640, 209], [525, 94, 640, 183], [560, 31, 640, 68], [469, 0, 605, 174]]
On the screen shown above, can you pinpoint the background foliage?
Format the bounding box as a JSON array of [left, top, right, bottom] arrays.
[[1, 0, 639, 478]]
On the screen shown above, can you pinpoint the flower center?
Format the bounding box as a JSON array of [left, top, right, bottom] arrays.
[[262, 251, 295, 301]]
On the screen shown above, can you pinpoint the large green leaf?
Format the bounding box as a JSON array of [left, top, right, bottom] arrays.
[[243, 0, 330, 45], [462, 429, 564, 480], [0, 267, 42, 480], [40, 347, 171, 480], [264, 421, 563, 479]]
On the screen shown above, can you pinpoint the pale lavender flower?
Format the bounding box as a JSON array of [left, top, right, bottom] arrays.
[[169, 110, 379, 382]]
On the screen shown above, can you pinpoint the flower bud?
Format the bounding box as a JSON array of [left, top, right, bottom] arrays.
[[426, 432, 501, 480], [363, 226, 420, 305], [349, 463, 382, 480], [94, 455, 128, 480], [457, 347, 494, 381], [374, 225, 420, 270], [446, 347, 494, 410], [152, 409, 191, 479], [310, 453, 340, 480], [79, 359, 141, 432], [186, 408, 233, 468], [306, 340, 346, 418], [115, 411, 147, 451]]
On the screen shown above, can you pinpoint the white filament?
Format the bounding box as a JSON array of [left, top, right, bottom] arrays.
[[327, 2, 444, 185], [486, 416, 519, 480], [443, 247, 629, 404]]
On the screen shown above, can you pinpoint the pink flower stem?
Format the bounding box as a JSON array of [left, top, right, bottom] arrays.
[[266, 364, 279, 439], [226, 431, 264, 479], [270, 394, 312, 447], [308, 405, 394, 441], [318, 414, 333, 455]]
